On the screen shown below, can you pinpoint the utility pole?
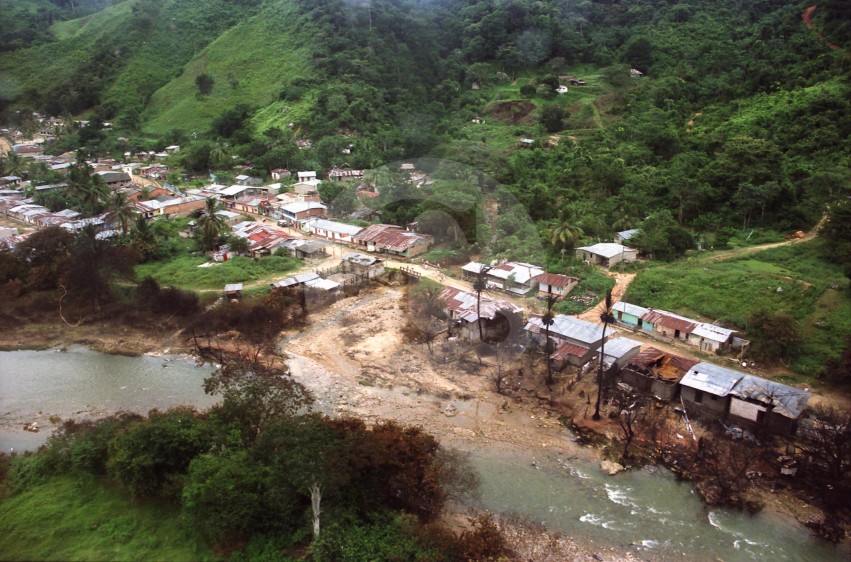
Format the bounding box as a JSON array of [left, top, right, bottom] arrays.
[[475, 265, 492, 341], [593, 289, 614, 421]]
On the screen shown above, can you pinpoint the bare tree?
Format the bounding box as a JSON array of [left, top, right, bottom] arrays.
[[613, 386, 646, 462], [697, 436, 764, 507], [490, 343, 512, 394], [796, 405, 851, 486]]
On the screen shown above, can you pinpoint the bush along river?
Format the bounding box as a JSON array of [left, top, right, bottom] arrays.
[[0, 348, 844, 561]]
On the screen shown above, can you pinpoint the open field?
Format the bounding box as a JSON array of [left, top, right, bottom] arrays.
[[135, 255, 301, 290]]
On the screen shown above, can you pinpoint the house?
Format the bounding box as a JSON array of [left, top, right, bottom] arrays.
[[279, 201, 327, 224], [96, 171, 131, 189], [297, 171, 318, 183], [270, 168, 291, 181], [224, 283, 243, 300], [525, 314, 607, 367], [234, 195, 271, 215], [679, 362, 810, 435], [679, 362, 742, 418], [341, 252, 385, 279], [518, 138, 535, 148], [231, 222, 292, 257], [281, 238, 327, 260], [327, 168, 365, 182], [621, 347, 697, 401], [136, 195, 206, 219], [576, 243, 638, 269], [601, 337, 643, 372], [556, 85, 569, 94], [689, 323, 737, 353], [641, 309, 697, 342], [728, 374, 810, 435], [353, 224, 433, 257], [235, 174, 262, 186], [615, 229, 639, 245], [293, 179, 321, 195], [461, 261, 545, 296], [440, 286, 524, 343], [534, 272, 579, 298], [612, 301, 654, 331], [302, 218, 363, 241], [630, 68, 644, 78], [0, 176, 22, 187], [271, 272, 339, 293]]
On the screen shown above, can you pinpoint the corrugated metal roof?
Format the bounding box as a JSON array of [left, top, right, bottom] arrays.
[[680, 362, 743, 397], [602, 337, 642, 360], [551, 341, 591, 359], [534, 272, 578, 288], [577, 243, 636, 259], [613, 301, 648, 318], [730, 375, 810, 419], [353, 224, 430, 252], [641, 309, 698, 334], [440, 286, 522, 322], [617, 229, 639, 240], [525, 314, 605, 346], [692, 323, 736, 343], [305, 218, 363, 236], [224, 283, 243, 292]]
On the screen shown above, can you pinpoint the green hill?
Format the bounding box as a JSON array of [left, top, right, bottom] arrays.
[[142, 1, 313, 136]]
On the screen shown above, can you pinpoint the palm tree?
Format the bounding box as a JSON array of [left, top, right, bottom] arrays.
[[107, 191, 136, 236], [67, 158, 109, 215], [592, 289, 615, 421], [196, 197, 229, 250], [209, 143, 231, 170], [548, 218, 583, 254], [1, 151, 24, 177]]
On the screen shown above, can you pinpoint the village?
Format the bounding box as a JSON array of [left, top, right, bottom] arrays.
[[0, 116, 846, 544]]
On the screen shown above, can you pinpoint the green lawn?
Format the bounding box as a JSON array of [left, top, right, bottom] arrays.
[[625, 239, 851, 376], [135, 255, 302, 290], [0, 477, 213, 561]]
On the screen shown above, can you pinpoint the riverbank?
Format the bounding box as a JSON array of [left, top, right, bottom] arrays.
[[2, 285, 848, 557]]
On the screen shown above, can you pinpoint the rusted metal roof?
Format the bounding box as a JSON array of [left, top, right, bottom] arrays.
[[440, 286, 523, 322], [353, 224, 431, 253], [629, 347, 697, 381], [551, 341, 590, 359], [641, 309, 698, 334], [534, 272, 579, 288]]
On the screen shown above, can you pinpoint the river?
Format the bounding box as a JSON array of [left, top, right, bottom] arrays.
[[0, 346, 217, 452], [0, 348, 845, 561]]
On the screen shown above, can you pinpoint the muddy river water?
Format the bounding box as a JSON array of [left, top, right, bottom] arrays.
[[0, 348, 844, 561]]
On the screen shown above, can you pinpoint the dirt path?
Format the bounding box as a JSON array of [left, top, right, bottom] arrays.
[[802, 5, 845, 53]]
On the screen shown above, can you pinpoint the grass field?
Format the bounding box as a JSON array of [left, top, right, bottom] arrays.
[[625, 239, 851, 377], [0, 477, 213, 561], [135, 255, 302, 290]]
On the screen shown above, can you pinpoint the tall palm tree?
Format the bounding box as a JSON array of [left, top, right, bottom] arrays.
[[107, 191, 136, 236], [196, 197, 228, 250], [592, 289, 615, 421], [548, 217, 584, 253]]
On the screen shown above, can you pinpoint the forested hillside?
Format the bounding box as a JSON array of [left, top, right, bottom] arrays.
[[1, 0, 849, 251]]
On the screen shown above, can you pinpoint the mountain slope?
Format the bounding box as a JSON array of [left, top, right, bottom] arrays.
[[142, 0, 313, 135]]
